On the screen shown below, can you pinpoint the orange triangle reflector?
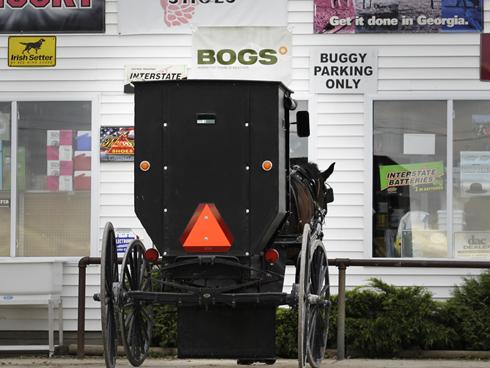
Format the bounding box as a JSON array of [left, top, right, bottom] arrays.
[[181, 203, 233, 253]]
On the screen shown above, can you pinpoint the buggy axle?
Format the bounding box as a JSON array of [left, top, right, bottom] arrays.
[[126, 290, 295, 307]]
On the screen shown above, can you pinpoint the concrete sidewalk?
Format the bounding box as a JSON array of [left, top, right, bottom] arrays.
[[0, 359, 489, 368]]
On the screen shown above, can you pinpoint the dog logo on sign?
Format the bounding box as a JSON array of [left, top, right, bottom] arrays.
[[21, 39, 45, 54]]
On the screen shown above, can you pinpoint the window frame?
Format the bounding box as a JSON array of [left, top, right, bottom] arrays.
[[0, 93, 100, 260], [366, 94, 490, 259]]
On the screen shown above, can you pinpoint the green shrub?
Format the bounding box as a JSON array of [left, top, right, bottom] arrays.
[[275, 300, 338, 358], [152, 306, 177, 348], [275, 307, 298, 358], [445, 270, 490, 350], [342, 278, 453, 357]]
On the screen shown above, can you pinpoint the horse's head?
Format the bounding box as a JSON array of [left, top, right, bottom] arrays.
[[284, 162, 335, 235], [294, 162, 335, 213]]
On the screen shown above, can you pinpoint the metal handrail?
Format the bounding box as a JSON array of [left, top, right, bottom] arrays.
[[328, 258, 490, 360], [77, 256, 122, 358]]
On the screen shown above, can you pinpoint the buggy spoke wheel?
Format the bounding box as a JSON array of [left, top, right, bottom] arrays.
[[120, 240, 153, 367], [306, 240, 330, 368], [298, 224, 311, 368], [100, 222, 119, 368]]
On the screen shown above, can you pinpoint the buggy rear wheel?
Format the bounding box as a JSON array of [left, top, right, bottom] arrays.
[[306, 240, 330, 368], [120, 240, 153, 367], [297, 224, 311, 368], [100, 222, 119, 368]]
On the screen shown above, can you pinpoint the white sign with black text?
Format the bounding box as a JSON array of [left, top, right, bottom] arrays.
[[310, 47, 378, 94], [124, 65, 187, 93], [455, 232, 490, 258]]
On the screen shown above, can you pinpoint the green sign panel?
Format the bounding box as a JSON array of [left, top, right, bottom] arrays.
[[379, 161, 444, 192]]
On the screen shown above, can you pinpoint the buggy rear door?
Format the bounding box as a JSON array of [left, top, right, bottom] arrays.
[[162, 82, 250, 256]]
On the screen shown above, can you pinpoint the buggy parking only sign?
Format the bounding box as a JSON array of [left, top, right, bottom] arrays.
[[310, 47, 377, 94], [8, 36, 56, 67]]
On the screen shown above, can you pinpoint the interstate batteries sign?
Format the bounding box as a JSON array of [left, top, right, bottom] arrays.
[[0, 0, 105, 33], [310, 47, 377, 94], [8, 36, 56, 67], [379, 161, 445, 192], [191, 27, 292, 85], [119, 0, 287, 34]]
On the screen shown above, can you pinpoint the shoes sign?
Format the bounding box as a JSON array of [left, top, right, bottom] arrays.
[[119, 0, 287, 35]]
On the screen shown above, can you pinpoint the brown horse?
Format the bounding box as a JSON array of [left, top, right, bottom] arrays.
[[281, 162, 335, 237]]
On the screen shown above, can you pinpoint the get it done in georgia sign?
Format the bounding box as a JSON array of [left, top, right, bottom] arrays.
[[8, 36, 56, 67]]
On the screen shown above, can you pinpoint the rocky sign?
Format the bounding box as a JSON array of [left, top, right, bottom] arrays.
[[310, 47, 377, 94]]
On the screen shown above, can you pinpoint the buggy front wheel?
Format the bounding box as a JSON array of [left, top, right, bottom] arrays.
[[306, 240, 330, 368], [297, 224, 311, 368], [297, 225, 331, 368]]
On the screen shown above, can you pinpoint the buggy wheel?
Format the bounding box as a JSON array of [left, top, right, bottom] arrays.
[[120, 240, 153, 367], [297, 224, 311, 368], [100, 222, 119, 368], [306, 240, 330, 368]]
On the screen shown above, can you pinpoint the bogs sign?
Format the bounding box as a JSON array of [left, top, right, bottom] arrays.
[[191, 27, 292, 85], [119, 0, 287, 34], [0, 0, 105, 33]]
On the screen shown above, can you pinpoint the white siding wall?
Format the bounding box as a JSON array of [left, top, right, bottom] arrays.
[[0, 0, 489, 331]]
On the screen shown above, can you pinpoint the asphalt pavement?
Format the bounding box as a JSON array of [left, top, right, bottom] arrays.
[[0, 359, 489, 368]]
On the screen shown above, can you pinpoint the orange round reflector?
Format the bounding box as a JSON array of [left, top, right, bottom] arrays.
[[144, 248, 159, 263], [262, 160, 273, 172], [264, 248, 280, 264], [140, 160, 151, 172]]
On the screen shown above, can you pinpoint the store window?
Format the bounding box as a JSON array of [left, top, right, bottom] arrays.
[[373, 99, 490, 259], [373, 101, 448, 258], [0, 103, 11, 257], [0, 101, 92, 257], [453, 101, 490, 258]]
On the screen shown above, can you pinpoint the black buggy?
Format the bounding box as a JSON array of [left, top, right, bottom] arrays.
[[98, 80, 335, 368]]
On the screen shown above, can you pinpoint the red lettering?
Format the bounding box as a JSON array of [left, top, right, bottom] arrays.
[[52, 0, 76, 7], [0, 0, 89, 8], [8, 0, 27, 8], [30, 0, 49, 7]]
